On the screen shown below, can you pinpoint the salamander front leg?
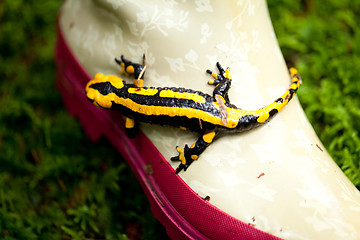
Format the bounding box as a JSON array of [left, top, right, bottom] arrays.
[[171, 131, 218, 174], [124, 117, 138, 138], [115, 54, 146, 87], [115, 54, 146, 137], [206, 62, 232, 103]]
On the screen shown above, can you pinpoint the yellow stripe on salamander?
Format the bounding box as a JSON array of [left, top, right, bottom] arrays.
[[128, 88, 159, 95], [203, 131, 216, 143], [85, 74, 239, 127], [87, 89, 246, 129], [159, 90, 207, 104]]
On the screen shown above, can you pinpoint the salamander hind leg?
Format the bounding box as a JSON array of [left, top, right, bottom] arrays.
[[171, 131, 218, 174], [115, 54, 146, 87], [171, 145, 193, 174]]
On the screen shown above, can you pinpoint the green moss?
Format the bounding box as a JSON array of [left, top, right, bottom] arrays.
[[268, 0, 360, 188], [0, 0, 167, 239]]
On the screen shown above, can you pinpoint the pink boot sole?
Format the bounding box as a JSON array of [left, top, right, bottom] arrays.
[[55, 24, 281, 240]]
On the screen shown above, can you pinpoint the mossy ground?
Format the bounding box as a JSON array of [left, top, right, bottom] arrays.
[[0, 1, 359, 239]]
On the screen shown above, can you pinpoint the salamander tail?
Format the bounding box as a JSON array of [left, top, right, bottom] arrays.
[[248, 68, 302, 123]]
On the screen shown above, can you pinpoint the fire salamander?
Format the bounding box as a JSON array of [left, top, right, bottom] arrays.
[[86, 55, 301, 174]]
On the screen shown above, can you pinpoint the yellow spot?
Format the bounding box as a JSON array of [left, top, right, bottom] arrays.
[[257, 111, 270, 123], [203, 131, 216, 143], [86, 88, 113, 109], [289, 67, 298, 76], [191, 155, 198, 160], [190, 142, 196, 148], [125, 117, 135, 129], [176, 146, 184, 153], [134, 79, 143, 88], [176, 147, 186, 165], [179, 126, 187, 131], [128, 87, 158, 95], [126, 65, 135, 74], [108, 75, 125, 89], [289, 85, 297, 92], [225, 68, 232, 79], [159, 90, 206, 104], [97, 94, 112, 108], [120, 62, 126, 75], [86, 86, 96, 100], [211, 72, 218, 79]]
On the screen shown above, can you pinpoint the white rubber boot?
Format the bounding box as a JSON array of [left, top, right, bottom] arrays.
[[58, 1, 360, 239]]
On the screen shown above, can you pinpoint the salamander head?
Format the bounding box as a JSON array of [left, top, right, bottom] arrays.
[[85, 73, 125, 109]]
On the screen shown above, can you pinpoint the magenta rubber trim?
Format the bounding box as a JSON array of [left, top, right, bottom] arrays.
[[55, 23, 282, 240]]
